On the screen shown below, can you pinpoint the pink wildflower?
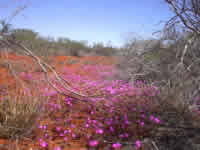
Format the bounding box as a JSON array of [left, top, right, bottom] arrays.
[[40, 141, 48, 147], [85, 123, 89, 127], [60, 133, 64, 136], [72, 133, 76, 138], [56, 126, 61, 131], [96, 128, 104, 134], [112, 142, 121, 149], [135, 140, 141, 149], [109, 126, 114, 132], [53, 146, 61, 150], [150, 115, 154, 120], [89, 140, 99, 147], [154, 117, 161, 124]]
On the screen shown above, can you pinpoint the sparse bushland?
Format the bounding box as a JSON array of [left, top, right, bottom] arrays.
[[1, 0, 200, 149], [1, 35, 200, 149], [8, 28, 119, 57]]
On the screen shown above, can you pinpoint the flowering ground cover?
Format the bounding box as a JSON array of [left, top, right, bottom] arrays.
[[0, 53, 199, 150]]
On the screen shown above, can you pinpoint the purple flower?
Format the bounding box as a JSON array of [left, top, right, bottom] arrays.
[[71, 124, 75, 128], [72, 133, 76, 138], [38, 125, 47, 130], [90, 111, 94, 114], [112, 142, 121, 149], [68, 129, 72, 133], [53, 146, 61, 150], [96, 128, 104, 134], [140, 122, 144, 126], [89, 140, 99, 147], [40, 141, 48, 147], [56, 126, 61, 131], [109, 126, 114, 132], [154, 117, 161, 124], [92, 120, 97, 124], [63, 130, 68, 134], [135, 140, 141, 149], [38, 125, 43, 129], [85, 123, 89, 128], [150, 115, 154, 120]]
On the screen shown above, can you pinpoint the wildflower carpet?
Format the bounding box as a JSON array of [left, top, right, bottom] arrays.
[[0, 53, 168, 150]]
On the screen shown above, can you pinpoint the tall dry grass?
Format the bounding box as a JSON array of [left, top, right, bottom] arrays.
[[0, 87, 49, 140]]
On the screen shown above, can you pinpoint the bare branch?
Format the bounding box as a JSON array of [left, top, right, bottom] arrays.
[[165, 0, 200, 35]]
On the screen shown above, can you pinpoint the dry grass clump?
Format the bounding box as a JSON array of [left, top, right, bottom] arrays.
[[0, 88, 48, 139]]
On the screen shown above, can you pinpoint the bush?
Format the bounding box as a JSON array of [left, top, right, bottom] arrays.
[[144, 87, 200, 150], [115, 32, 200, 149]]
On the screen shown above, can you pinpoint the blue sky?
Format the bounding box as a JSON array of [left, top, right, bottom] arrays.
[[0, 0, 173, 47]]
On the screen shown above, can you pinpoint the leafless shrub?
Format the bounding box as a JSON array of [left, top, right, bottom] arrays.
[[115, 0, 200, 149], [164, 0, 200, 36], [117, 0, 200, 105], [116, 37, 163, 83]]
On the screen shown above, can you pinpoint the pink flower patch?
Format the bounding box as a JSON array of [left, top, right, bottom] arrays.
[[96, 128, 104, 134], [56, 126, 61, 131], [154, 117, 161, 124], [112, 142, 121, 149], [89, 140, 99, 147], [135, 140, 141, 149], [40, 141, 48, 148], [53, 146, 61, 150]]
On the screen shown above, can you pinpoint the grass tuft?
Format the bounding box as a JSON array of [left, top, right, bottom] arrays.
[[0, 88, 48, 139]]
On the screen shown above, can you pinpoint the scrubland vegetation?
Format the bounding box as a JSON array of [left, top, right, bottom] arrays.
[[0, 0, 200, 149]]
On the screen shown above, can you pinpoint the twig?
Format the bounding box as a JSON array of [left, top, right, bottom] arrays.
[[152, 140, 159, 150]]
